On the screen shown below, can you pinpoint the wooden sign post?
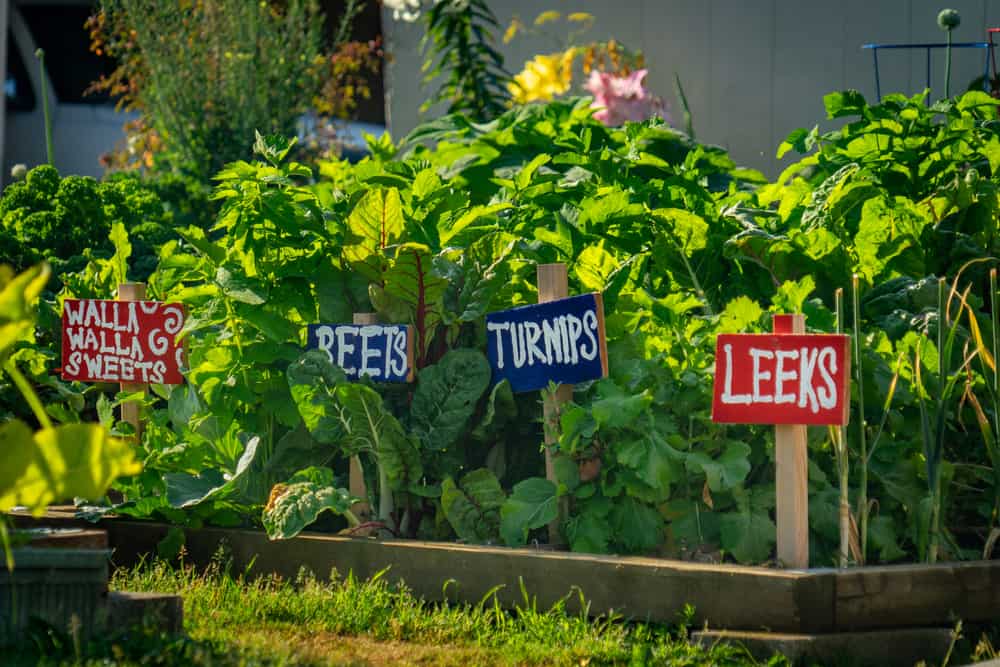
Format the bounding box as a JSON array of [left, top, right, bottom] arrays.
[[348, 313, 377, 522], [61, 293, 187, 442], [539, 264, 571, 547], [711, 314, 850, 569], [485, 263, 609, 546], [118, 283, 146, 441]]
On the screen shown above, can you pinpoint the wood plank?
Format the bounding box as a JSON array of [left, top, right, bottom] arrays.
[[117, 282, 146, 443], [348, 312, 378, 522], [537, 263, 570, 547], [772, 314, 809, 569], [835, 560, 1000, 629]]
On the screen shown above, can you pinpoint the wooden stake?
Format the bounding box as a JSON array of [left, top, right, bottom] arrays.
[[117, 283, 146, 443], [350, 312, 376, 522], [772, 313, 809, 568], [537, 263, 570, 548]]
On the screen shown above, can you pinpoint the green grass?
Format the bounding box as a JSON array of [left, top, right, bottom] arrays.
[[7, 551, 786, 666]]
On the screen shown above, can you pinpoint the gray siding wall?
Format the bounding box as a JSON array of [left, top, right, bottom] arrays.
[[383, 0, 1000, 177]]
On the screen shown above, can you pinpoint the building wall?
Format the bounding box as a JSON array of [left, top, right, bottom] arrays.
[[383, 0, 1000, 177]]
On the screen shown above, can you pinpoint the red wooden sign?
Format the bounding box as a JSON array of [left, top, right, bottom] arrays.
[[61, 299, 186, 385], [712, 333, 851, 425]]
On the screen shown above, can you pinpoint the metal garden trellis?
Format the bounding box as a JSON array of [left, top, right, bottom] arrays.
[[863, 40, 992, 102]]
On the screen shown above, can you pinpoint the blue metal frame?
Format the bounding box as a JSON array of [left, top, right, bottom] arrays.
[[861, 42, 992, 101]]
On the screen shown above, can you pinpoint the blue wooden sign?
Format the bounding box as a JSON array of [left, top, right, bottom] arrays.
[[307, 324, 414, 382], [486, 293, 608, 393]]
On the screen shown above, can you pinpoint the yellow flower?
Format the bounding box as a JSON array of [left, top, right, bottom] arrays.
[[508, 50, 576, 104]]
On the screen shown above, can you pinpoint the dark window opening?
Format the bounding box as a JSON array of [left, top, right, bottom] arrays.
[[6, 29, 36, 111], [20, 4, 117, 105]]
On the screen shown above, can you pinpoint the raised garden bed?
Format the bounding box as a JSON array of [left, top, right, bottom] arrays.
[[13, 511, 1000, 637]]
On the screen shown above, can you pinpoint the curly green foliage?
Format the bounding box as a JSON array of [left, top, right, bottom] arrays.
[[0, 165, 179, 280]]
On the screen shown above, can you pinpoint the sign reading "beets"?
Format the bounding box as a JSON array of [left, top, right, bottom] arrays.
[[486, 293, 608, 393], [61, 299, 186, 384], [712, 333, 851, 425], [307, 324, 415, 382]]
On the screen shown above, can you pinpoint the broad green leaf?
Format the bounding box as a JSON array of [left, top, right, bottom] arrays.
[[652, 208, 708, 255], [383, 243, 448, 313], [263, 466, 355, 540], [0, 264, 50, 360], [500, 477, 558, 547], [772, 276, 815, 314], [573, 244, 618, 292], [609, 496, 663, 553], [0, 420, 37, 509], [411, 349, 491, 452], [0, 423, 140, 513], [982, 136, 1000, 177], [470, 380, 516, 441], [823, 90, 866, 118], [719, 296, 764, 333], [615, 433, 684, 499], [591, 390, 653, 430], [515, 153, 551, 190], [719, 509, 776, 564], [335, 383, 422, 490], [164, 436, 260, 508], [215, 267, 267, 305], [685, 442, 752, 493], [565, 497, 612, 553], [438, 203, 511, 246], [343, 188, 404, 281], [441, 468, 505, 543], [855, 196, 929, 283], [235, 303, 297, 342], [109, 222, 131, 287], [287, 350, 348, 445], [177, 226, 226, 266], [869, 514, 907, 562]]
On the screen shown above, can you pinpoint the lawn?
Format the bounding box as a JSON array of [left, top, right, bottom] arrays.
[[7, 553, 782, 666]]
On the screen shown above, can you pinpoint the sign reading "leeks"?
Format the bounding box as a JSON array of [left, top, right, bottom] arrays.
[[307, 324, 414, 382], [486, 293, 608, 393], [711, 333, 851, 425]]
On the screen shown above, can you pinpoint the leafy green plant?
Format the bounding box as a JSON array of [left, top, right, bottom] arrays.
[[95, 0, 329, 180], [420, 0, 511, 120], [0, 263, 140, 566]]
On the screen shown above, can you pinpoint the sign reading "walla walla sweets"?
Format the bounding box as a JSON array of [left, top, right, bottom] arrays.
[[61, 299, 186, 384], [486, 293, 608, 393]]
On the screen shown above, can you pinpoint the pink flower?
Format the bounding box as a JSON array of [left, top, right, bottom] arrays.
[[585, 69, 666, 126]]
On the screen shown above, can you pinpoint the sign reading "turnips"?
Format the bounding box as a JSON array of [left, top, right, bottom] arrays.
[[486, 293, 608, 393]]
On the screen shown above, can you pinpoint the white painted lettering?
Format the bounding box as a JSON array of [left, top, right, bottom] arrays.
[[487, 321, 510, 369], [774, 349, 799, 404], [797, 347, 819, 413], [721, 344, 752, 404], [750, 348, 774, 403], [580, 310, 599, 361], [359, 325, 382, 378], [817, 346, 838, 410]]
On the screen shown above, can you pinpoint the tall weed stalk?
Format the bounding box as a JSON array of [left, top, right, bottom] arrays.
[[915, 278, 978, 562], [852, 275, 869, 563], [832, 288, 850, 567]]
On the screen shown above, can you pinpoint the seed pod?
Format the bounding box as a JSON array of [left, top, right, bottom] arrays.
[[937, 8, 960, 31]]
